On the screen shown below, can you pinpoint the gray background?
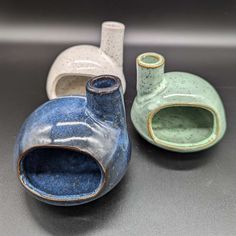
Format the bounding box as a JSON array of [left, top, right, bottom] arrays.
[[0, 0, 236, 235]]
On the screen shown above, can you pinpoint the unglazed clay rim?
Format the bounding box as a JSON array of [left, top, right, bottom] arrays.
[[102, 21, 125, 30], [87, 75, 121, 94], [147, 103, 220, 152], [137, 52, 165, 68], [17, 145, 107, 203]]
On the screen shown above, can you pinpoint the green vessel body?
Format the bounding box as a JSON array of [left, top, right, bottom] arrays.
[[131, 52, 226, 153]]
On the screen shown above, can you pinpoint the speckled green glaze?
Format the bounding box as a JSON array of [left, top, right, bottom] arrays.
[[131, 52, 226, 152]]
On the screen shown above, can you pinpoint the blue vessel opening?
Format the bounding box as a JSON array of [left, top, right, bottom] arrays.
[[20, 147, 104, 199], [93, 76, 116, 89]]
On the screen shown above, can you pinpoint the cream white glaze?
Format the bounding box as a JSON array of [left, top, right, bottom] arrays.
[[47, 21, 126, 99]]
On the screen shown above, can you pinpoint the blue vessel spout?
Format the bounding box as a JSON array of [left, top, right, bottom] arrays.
[[86, 75, 126, 127]]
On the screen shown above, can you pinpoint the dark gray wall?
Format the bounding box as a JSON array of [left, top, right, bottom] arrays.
[[0, 0, 236, 46]]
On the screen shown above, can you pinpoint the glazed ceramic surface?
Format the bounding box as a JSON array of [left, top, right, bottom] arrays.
[[47, 21, 126, 99], [14, 75, 131, 206], [131, 52, 226, 152]]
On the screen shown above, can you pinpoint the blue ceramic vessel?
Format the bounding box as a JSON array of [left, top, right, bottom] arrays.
[[14, 75, 131, 206]]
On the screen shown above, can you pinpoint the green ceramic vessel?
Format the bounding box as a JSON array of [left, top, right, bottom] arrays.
[[131, 52, 226, 152]]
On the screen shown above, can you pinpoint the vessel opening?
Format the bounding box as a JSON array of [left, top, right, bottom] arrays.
[[103, 21, 125, 29], [56, 75, 92, 97], [141, 54, 160, 64], [138, 53, 164, 68], [93, 77, 116, 88], [150, 106, 215, 145], [87, 75, 120, 93], [19, 147, 104, 200]]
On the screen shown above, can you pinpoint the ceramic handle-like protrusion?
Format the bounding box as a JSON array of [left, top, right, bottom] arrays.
[[100, 21, 125, 67], [136, 52, 165, 96], [86, 75, 125, 126]]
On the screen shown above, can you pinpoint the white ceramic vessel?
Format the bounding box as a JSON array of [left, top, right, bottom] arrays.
[[46, 21, 126, 99]]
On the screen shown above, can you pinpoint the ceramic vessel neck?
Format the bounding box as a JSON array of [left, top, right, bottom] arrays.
[[100, 21, 125, 67], [86, 75, 125, 127], [136, 53, 165, 97]]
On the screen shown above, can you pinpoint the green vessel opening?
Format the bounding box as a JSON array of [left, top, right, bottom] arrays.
[[137, 52, 165, 68], [141, 55, 160, 64], [150, 106, 215, 145]]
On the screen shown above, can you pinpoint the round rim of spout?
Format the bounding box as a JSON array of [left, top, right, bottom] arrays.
[[17, 145, 107, 205], [87, 75, 121, 94], [137, 52, 165, 68], [102, 21, 125, 30]]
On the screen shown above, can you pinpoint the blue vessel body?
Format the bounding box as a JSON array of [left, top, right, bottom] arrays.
[[14, 76, 131, 206]]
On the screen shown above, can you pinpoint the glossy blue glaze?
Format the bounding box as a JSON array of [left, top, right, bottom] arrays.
[[14, 75, 131, 206]]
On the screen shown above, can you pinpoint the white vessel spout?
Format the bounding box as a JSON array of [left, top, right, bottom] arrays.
[[100, 21, 125, 67]]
